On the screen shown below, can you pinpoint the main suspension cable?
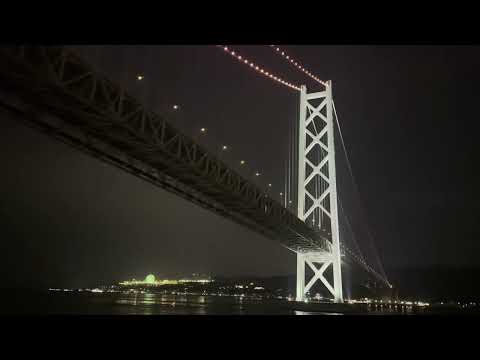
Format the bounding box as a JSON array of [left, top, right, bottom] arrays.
[[269, 45, 327, 86], [217, 45, 300, 91]]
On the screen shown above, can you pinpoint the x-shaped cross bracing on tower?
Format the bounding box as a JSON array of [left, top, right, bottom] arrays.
[[296, 82, 343, 303]]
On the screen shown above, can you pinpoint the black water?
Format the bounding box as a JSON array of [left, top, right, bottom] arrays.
[[1, 290, 304, 315], [0, 290, 447, 315]]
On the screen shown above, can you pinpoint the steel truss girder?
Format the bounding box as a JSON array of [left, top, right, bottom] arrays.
[[0, 46, 331, 254]]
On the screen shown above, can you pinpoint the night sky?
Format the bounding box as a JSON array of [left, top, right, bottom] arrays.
[[1, 45, 479, 289]]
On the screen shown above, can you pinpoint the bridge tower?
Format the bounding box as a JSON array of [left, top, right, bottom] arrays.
[[296, 81, 343, 303]]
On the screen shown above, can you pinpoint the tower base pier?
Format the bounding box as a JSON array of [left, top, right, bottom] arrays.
[[296, 252, 343, 303]]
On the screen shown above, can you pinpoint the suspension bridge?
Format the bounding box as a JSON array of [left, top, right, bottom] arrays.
[[0, 45, 392, 303]]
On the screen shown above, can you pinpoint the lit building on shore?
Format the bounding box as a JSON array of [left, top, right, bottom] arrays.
[[119, 274, 213, 287]]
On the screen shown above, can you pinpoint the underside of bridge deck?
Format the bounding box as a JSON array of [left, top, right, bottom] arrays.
[[0, 46, 332, 254]]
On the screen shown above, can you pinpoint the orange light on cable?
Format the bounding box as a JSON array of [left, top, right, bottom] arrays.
[[217, 45, 300, 91], [269, 45, 327, 86]]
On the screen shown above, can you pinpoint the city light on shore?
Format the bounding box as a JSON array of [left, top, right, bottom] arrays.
[[118, 274, 214, 287]]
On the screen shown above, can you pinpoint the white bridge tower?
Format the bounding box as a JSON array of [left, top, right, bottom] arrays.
[[296, 81, 343, 303]]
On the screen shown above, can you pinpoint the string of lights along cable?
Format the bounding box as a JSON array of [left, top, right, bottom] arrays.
[[269, 45, 327, 87], [215, 45, 387, 284], [217, 45, 301, 91], [214, 44, 329, 209]]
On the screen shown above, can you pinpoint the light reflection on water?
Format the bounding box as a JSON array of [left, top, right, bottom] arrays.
[[110, 293, 361, 315], [109, 293, 288, 314], [102, 293, 416, 315], [295, 311, 343, 315], [3, 291, 427, 315], [111, 293, 211, 315]]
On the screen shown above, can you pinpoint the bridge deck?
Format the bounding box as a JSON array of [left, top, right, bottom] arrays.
[[0, 46, 331, 254]]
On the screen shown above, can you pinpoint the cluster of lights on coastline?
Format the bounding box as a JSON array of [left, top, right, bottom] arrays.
[[53, 272, 480, 310], [269, 45, 326, 87], [346, 298, 431, 307], [217, 45, 300, 91], [118, 274, 213, 287]]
